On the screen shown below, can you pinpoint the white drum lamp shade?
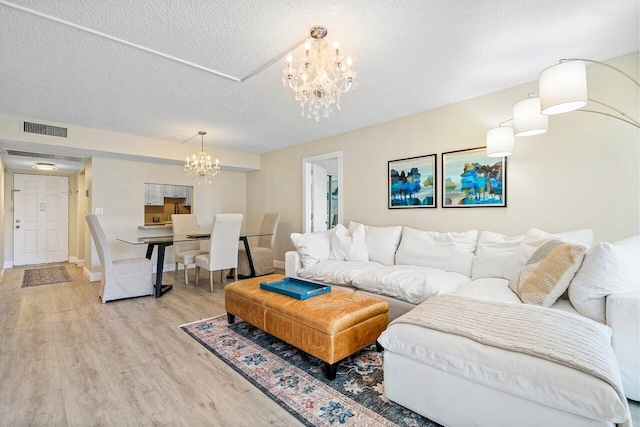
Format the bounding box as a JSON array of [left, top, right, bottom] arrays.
[[513, 97, 548, 136], [539, 60, 588, 115], [486, 126, 514, 157]]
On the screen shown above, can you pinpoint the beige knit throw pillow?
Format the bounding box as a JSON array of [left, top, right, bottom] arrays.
[[509, 240, 587, 307]]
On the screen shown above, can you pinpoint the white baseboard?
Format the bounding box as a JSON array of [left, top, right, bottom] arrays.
[[83, 267, 101, 282], [69, 256, 78, 263], [152, 263, 196, 274], [273, 260, 285, 270], [4, 261, 13, 269], [0, 268, 4, 283], [76, 259, 85, 267]]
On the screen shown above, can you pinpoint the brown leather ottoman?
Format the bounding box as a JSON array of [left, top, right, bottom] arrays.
[[225, 274, 389, 380]]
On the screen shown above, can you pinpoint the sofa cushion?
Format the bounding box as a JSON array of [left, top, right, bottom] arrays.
[[290, 229, 334, 268], [329, 224, 369, 262], [503, 228, 593, 280], [472, 231, 524, 280], [297, 260, 384, 286], [569, 236, 640, 323], [395, 227, 478, 276], [456, 278, 523, 304], [378, 316, 622, 423], [351, 265, 470, 305], [348, 222, 402, 266], [508, 240, 587, 307]]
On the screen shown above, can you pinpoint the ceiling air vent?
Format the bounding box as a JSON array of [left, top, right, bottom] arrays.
[[23, 121, 68, 138]]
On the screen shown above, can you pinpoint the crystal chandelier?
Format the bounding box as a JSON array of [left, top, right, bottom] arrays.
[[184, 131, 220, 185], [282, 26, 357, 121]]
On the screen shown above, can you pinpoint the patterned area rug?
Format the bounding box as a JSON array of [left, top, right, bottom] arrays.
[[181, 315, 439, 427], [22, 265, 71, 288]]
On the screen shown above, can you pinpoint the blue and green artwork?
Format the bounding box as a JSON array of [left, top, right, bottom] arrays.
[[442, 147, 506, 207], [388, 154, 436, 208]]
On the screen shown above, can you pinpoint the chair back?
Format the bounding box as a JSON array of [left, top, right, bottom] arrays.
[[86, 214, 113, 269], [207, 214, 243, 270], [258, 213, 280, 249], [171, 214, 201, 253]]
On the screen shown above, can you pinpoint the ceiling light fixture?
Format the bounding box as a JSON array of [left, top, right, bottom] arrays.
[[283, 26, 357, 121], [184, 131, 220, 185], [32, 162, 57, 170]]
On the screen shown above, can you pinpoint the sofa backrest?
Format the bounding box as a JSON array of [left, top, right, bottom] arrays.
[[348, 221, 402, 266], [395, 227, 478, 276]]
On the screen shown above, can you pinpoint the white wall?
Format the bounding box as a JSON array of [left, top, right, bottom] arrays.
[[247, 53, 640, 261], [0, 160, 5, 279], [87, 157, 246, 275]]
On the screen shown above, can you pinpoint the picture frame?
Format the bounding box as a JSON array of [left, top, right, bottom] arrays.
[[388, 154, 437, 209], [441, 147, 507, 208]]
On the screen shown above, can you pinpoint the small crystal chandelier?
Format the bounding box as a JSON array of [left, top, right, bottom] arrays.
[[184, 131, 220, 185], [282, 26, 357, 121]]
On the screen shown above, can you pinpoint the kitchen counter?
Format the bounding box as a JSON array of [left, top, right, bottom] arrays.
[[139, 224, 173, 229]]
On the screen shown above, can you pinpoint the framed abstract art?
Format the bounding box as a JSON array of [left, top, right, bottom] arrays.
[[388, 154, 437, 208], [441, 147, 507, 208]]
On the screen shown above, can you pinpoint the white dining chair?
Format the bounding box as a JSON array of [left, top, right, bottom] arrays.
[[86, 214, 154, 303], [171, 214, 207, 285], [237, 213, 280, 277], [195, 213, 243, 292]]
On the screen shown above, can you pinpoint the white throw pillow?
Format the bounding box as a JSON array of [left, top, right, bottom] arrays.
[[330, 224, 369, 262], [569, 236, 640, 323], [395, 227, 478, 276], [290, 229, 334, 268], [348, 221, 402, 266], [472, 231, 524, 280], [503, 228, 594, 280]]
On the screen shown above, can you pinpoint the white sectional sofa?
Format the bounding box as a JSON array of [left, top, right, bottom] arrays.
[[285, 222, 640, 427]]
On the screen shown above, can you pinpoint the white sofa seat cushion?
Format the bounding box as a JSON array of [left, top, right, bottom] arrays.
[[456, 278, 523, 304], [503, 228, 594, 280], [348, 222, 402, 266], [352, 265, 471, 304], [395, 227, 478, 276], [472, 231, 523, 279], [569, 236, 640, 324], [378, 318, 625, 423], [296, 260, 384, 286]]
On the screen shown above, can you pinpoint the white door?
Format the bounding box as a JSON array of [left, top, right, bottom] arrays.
[[311, 164, 328, 232], [14, 174, 69, 266]]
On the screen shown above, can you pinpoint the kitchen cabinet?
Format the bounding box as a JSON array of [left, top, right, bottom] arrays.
[[184, 188, 192, 207], [163, 185, 188, 198], [145, 184, 164, 206]]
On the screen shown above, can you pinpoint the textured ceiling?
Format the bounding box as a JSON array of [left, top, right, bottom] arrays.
[[0, 0, 637, 154]]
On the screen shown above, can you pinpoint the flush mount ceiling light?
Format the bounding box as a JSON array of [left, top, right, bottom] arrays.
[[32, 162, 57, 170], [183, 131, 220, 185], [283, 26, 357, 121]]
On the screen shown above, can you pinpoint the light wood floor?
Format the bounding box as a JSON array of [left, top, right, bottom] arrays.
[[0, 263, 302, 426], [1, 264, 638, 426]]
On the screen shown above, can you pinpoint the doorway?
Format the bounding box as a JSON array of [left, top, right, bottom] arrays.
[[302, 152, 343, 233], [13, 174, 69, 266]]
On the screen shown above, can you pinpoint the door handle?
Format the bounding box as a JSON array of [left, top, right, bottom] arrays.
[[15, 225, 20, 229], [15, 219, 20, 223]]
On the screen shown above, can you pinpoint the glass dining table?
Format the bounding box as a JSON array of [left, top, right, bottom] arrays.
[[117, 231, 273, 298]]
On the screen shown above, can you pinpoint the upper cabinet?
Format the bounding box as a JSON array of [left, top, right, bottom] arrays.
[[184, 188, 192, 207], [163, 185, 188, 198], [145, 184, 165, 206]]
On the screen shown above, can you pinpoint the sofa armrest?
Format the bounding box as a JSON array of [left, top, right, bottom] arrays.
[[606, 289, 640, 401], [285, 251, 302, 278]]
